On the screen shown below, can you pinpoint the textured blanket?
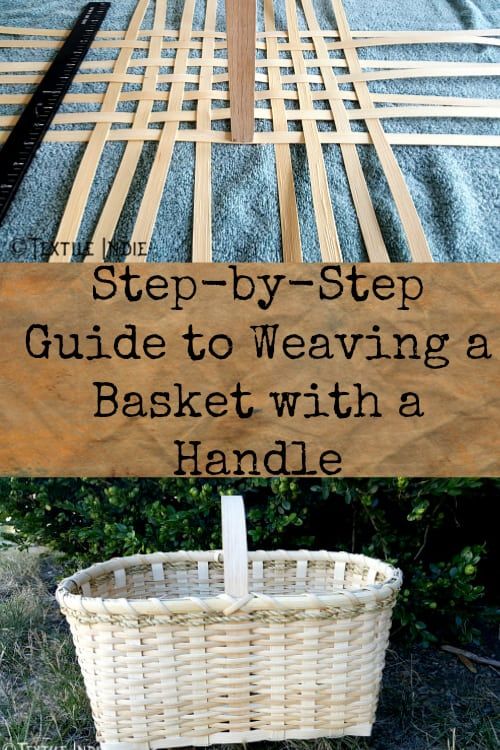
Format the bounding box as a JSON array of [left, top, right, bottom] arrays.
[[0, 0, 498, 261]]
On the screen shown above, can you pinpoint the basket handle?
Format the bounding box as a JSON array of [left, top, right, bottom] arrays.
[[221, 495, 249, 597]]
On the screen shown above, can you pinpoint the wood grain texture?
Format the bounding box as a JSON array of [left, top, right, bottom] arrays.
[[4, 90, 498, 109], [285, 0, 342, 262], [225, 0, 256, 142], [129, 0, 197, 255], [2, 4, 499, 261], [4, 103, 500, 131], [2, 24, 499, 41], [49, 0, 150, 261], [2, 61, 498, 88], [193, 0, 217, 261], [2, 128, 496, 147], [300, 0, 388, 262], [331, 0, 432, 262], [2, 56, 499, 75], [263, 0, 302, 261], [86, 0, 167, 261], [221, 495, 249, 597]]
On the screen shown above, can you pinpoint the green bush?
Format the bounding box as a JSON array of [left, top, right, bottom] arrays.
[[0, 477, 498, 645]]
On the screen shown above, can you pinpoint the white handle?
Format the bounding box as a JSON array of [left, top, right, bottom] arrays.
[[221, 495, 248, 597]]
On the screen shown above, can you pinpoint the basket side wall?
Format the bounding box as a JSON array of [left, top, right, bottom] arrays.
[[65, 605, 395, 747]]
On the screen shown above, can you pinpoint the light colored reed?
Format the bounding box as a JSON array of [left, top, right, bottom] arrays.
[[57, 496, 402, 749]]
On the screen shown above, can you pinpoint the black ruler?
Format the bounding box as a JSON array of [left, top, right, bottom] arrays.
[[0, 2, 110, 226]]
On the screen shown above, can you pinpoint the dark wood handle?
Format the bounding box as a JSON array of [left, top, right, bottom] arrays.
[[225, 0, 256, 142]]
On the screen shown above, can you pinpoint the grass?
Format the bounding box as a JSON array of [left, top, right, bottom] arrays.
[[0, 549, 498, 749], [0, 549, 94, 745]]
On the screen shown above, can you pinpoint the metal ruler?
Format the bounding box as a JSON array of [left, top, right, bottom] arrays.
[[0, 2, 110, 226]]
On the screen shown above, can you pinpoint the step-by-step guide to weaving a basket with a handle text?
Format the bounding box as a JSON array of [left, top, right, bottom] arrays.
[[0, 1, 498, 749]]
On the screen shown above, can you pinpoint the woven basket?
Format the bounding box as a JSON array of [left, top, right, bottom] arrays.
[[56, 496, 402, 749]]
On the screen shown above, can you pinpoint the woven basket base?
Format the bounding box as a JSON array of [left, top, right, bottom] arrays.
[[100, 724, 372, 749]]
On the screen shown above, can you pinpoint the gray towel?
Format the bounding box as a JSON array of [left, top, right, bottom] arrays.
[[0, 0, 498, 261]]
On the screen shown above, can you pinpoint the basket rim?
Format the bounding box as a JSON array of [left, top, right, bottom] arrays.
[[56, 549, 402, 617]]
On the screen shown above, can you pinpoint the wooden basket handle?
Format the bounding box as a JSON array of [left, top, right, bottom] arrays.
[[221, 495, 249, 597]]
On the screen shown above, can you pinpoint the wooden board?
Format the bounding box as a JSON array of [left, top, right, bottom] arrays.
[[225, 0, 256, 142]]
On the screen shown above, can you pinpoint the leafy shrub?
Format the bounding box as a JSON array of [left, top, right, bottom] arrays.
[[0, 477, 498, 645]]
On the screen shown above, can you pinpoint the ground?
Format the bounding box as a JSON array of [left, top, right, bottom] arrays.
[[0, 549, 498, 750]]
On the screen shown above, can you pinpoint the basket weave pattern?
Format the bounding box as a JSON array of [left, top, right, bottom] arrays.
[[57, 542, 401, 748]]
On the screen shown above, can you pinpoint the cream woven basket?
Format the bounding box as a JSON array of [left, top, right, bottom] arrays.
[[56, 496, 402, 749]]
